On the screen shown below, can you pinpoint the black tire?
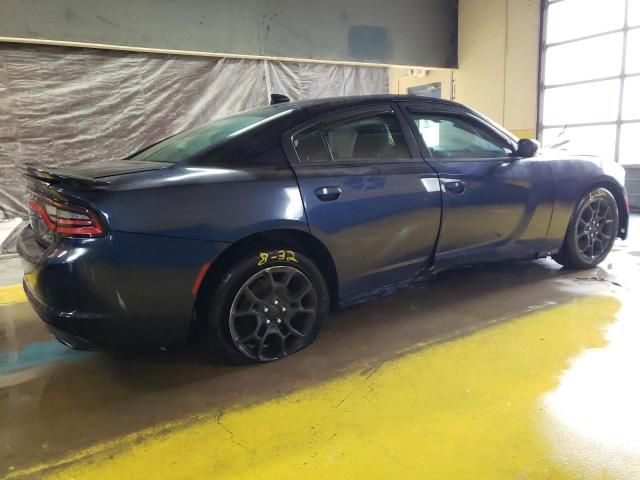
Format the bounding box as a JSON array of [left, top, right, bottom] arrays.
[[553, 187, 619, 269], [203, 248, 330, 364]]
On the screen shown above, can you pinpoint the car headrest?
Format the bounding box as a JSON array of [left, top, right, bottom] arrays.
[[352, 123, 391, 159]]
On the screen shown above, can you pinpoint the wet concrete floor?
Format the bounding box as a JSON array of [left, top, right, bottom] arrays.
[[1, 216, 639, 479]]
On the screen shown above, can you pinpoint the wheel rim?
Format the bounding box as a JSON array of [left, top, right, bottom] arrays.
[[575, 194, 615, 261], [229, 266, 318, 361]]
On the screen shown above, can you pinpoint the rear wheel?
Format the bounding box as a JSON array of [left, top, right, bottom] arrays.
[[553, 187, 619, 269], [204, 248, 329, 364]]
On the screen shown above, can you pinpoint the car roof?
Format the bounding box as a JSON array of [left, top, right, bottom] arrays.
[[265, 94, 474, 129], [283, 94, 467, 113]]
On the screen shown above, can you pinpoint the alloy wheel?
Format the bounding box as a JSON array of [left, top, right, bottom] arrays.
[[229, 266, 318, 361], [575, 195, 615, 261]]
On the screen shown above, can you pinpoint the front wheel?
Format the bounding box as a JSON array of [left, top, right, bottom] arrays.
[[553, 187, 619, 269], [204, 248, 329, 364]]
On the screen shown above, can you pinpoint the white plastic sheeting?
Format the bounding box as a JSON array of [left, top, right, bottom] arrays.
[[0, 44, 389, 219]]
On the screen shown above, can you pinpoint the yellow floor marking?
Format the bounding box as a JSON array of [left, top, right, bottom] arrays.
[[8, 296, 620, 480], [0, 284, 26, 306]]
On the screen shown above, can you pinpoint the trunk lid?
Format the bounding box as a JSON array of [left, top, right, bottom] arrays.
[[22, 160, 171, 185]]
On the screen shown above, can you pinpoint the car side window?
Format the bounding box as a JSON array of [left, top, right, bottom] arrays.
[[324, 113, 411, 162], [411, 113, 512, 160], [292, 127, 332, 164]]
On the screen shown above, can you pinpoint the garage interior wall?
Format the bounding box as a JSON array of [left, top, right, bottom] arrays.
[[0, 44, 389, 220], [0, 0, 459, 68], [390, 0, 540, 140]]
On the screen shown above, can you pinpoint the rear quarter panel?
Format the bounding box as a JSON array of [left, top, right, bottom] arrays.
[[83, 163, 308, 242], [21, 144, 307, 346]]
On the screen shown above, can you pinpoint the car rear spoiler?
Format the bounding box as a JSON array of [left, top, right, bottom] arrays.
[[20, 165, 110, 188]]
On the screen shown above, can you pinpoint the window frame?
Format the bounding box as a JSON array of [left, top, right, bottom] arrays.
[[283, 105, 423, 167], [538, 0, 640, 165], [400, 104, 517, 162]]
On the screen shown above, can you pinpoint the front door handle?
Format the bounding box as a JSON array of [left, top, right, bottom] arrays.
[[444, 181, 466, 195], [315, 186, 342, 201]]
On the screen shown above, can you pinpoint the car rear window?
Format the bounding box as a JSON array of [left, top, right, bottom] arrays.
[[131, 105, 294, 163]]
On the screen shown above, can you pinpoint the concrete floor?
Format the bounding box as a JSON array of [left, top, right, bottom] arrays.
[[0, 257, 22, 288], [1, 217, 639, 479]]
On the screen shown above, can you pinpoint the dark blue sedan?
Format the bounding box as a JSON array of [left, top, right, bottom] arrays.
[[17, 95, 630, 363]]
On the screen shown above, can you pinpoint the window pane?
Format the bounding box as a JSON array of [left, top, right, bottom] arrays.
[[623, 76, 640, 120], [542, 125, 617, 159], [545, 33, 623, 85], [293, 128, 330, 164], [619, 123, 640, 165], [629, 0, 640, 27], [626, 29, 640, 74], [546, 0, 625, 43], [324, 114, 410, 161], [411, 114, 511, 160], [542, 79, 621, 125], [131, 105, 293, 163]]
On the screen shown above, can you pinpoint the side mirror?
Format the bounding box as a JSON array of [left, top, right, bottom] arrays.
[[517, 138, 540, 158]]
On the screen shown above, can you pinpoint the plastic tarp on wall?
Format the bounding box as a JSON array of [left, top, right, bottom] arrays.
[[0, 43, 389, 219]]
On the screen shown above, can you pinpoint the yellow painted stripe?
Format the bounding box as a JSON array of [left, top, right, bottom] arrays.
[[9, 296, 619, 480], [0, 284, 26, 306]]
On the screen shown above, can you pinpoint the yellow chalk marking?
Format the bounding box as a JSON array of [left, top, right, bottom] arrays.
[[258, 252, 269, 266], [9, 296, 619, 480], [0, 284, 26, 306], [258, 250, 298, 266]]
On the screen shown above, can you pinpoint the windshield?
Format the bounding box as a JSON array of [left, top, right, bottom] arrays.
[[131, 104, 294, 163]]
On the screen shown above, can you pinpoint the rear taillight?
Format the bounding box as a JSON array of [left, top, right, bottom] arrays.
[[28, 195, 105, 237]]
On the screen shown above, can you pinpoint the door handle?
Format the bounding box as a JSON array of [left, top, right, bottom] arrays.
[[315, 186, 342, 201], [444, 180, 466, 194]]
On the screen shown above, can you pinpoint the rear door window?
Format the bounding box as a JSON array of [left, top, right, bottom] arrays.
[[292, 127, 331, 164], [324, 113, 411, 162]]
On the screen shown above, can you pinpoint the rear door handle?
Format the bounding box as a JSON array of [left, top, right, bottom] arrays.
[[315, 186, 342, 201], [444, 181, 466, 195]]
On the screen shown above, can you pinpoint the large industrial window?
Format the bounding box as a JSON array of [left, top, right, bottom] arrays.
[[539, 0, 640, 165]]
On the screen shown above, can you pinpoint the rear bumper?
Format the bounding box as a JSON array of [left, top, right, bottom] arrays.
[[18, 226, 228, 349], [23, 277, 102, 350], [49, 325, 98, 350]]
